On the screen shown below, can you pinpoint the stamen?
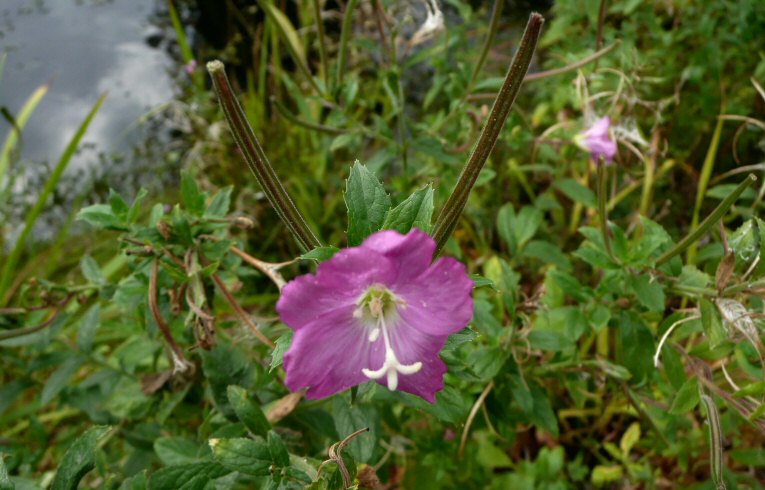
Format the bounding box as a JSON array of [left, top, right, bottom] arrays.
[[361, 309, 422, 391]]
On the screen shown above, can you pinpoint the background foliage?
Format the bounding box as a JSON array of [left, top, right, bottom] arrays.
[[2, 0, 765, 488]]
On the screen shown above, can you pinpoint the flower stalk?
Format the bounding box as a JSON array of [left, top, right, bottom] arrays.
[[207, 60, 322, 252], [432, 13, 544, 254], [597, 159, 617, 263]]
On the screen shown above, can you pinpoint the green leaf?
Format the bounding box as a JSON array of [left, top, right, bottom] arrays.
[[382, 184, 434, 234], [301, 246, 340, 262], [332, 396, 377, 463], [76, 204, 126, 231], [200, 340, 251, 419], [344, 161, 391, 246], [51, 425, 111, 490], [269, 330, 294, 373], [0, 454, 12, 490], [442, 327, 478, 351], [154, 437, 202, 466], [669, 378, 700, 414], [181, 172, 205, 216], [591, 465, 623, 486], [76, 305, 101, 353], [554, 178, 597, 208], [522, 240, 572, 271], [209, 437, 273, 476], [618, 312, 654, 383], [700, 298, 726, 348], [108, 189, 129, 218], [127, 188, 148, 224], [41, 357, 84, 405], [205, 186, 233, 218], [148, 462, 229, 490], [268, 430, 290, 467], [619, 422, 641, 455], [227, 385, 271, 438], [629, 274, 665, 312], [470, 274, 497, 290], [80, 255, 105, 285]]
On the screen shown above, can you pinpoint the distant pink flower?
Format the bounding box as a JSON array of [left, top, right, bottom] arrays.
[[276, 229, 473, 403], [578, 116, 617, 164], [184, 59, 198, 75]]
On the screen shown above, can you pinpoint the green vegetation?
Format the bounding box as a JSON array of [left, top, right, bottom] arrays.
[[2, 1, 765, 488]]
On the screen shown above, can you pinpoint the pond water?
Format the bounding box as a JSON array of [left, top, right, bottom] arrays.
[[1, 0, 181, 242]]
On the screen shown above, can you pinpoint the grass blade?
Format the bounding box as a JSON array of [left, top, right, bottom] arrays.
[[0, 83, 49, 184], [0, 93, 106, 305]]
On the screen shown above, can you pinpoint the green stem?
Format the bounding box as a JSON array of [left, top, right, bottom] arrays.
[[336, 0, 360, 90], [432, 13, 544, 254], [468, 0, 504, 89], [655, 173, 756, 267], [207, 61, 322, 252], [686, 114, 724, 264], [270, 96, 347, 135], [597, 161, 616, 263], [312, 0, 330, 89]]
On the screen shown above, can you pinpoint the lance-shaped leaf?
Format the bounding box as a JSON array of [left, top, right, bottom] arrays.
[[432, 13, 544, 254]]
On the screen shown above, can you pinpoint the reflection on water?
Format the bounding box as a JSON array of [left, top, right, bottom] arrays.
[[0, 0, 180, 243]]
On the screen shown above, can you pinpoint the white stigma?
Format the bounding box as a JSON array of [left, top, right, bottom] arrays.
[[357, 287, 422, 392]]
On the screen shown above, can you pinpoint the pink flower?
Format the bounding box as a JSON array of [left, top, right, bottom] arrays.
[[184, 59, 198, 75], [578, 116, 617, 164], [276, 229, 474, 403]]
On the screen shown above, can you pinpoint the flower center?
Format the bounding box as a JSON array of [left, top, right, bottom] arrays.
[[355, 284, 422, 391]]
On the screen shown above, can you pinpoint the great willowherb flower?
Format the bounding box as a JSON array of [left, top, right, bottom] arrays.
[[276, 228, 473, 403], [576, 116, 617, 164]]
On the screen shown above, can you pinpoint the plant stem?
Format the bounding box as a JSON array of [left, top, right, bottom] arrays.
[[655, 174, 756, 267], [207, 61, 322, 252], [336, 0, 360, 90], [468, 0, 504, 89], [597, 161, 617, 263], [312, 0, 330, 88], [432, 13, 544, 254], [686, 112, 724, 264]]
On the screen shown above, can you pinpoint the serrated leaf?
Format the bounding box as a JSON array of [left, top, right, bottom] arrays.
[[51, 425, 111, 490], [209, 437, 273, 476], [301, 246, 340, 263], [442, 327, 478, 351], [669, 378, 700, 414], [269, 330, 293, 373], [344, 162, 391, 246], [227, 385, 271, 438], [148, 462, 229, 490], [382, 184, 434, 234]]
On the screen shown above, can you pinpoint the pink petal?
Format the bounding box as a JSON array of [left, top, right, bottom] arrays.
[[395, 256, 474, 337], [387, 323, 449, 403], [276, 247, 395, 329], [283, 305, 385, 399], [361, 228, 436, 284]]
